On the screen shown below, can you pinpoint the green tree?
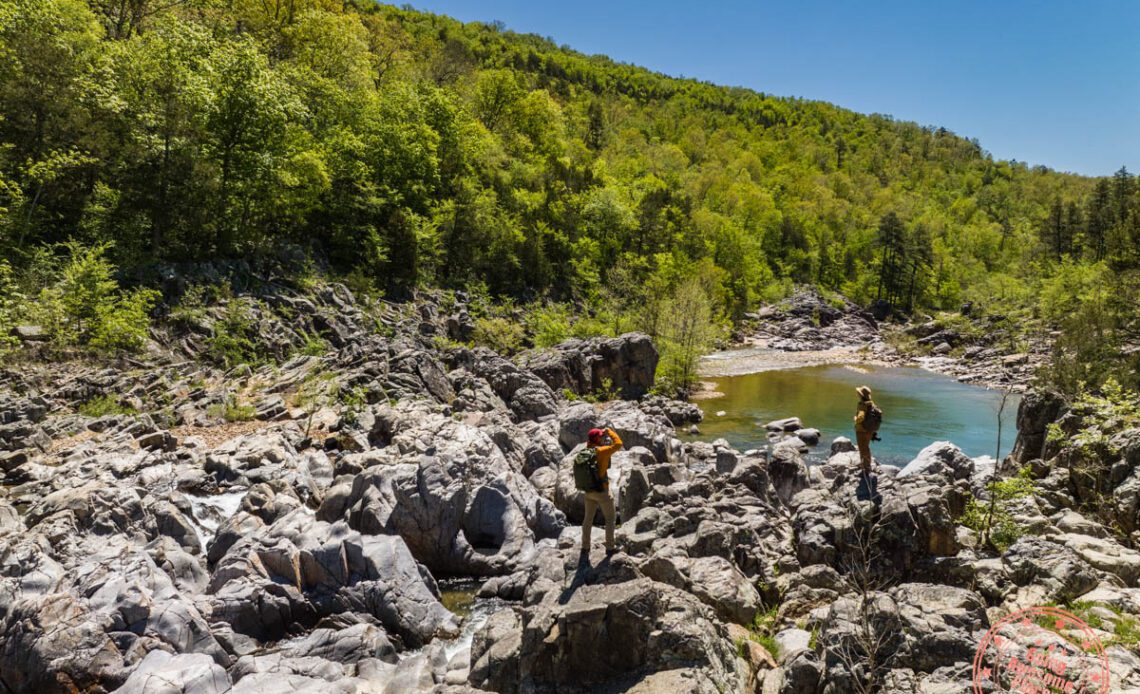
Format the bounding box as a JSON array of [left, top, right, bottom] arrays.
[[874, 212, 908, 309], [205, 37, 307, 254], [657, 266, 724, 393], [473, 69, 523, 133], [1086, 179, 1112, 261], [1112, 166, 1133, 224]]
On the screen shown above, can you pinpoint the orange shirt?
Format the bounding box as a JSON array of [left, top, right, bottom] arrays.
[[590, 428, 623, 492]]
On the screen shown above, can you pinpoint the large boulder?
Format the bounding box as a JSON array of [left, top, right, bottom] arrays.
[[0, 593, 125, 693], [1001, 536, 1100, 604], [1010, 390, 1067, 464], [887, 583, 988, 672], [897, 441, 974, 481], [817, 583, 987, 681], [448, 348, 559, 421], [78, 541, 229, 664], [614, 461, 794, 591], [0, 498, 24, 537], [600, 401, 680, 463], [769, 445, 810, 505], [206, 509, 459, 646], [519, 333, 659, 400], [275, 621, 397, 664], [557, 402, 600, 451], [685, 555, 762, 625], [320, 405, 566, 576], [1055, 533, 1140, 586], [792, 468, 962, 575], [470, 575, 740, 693], [115, 651, 231, 694]]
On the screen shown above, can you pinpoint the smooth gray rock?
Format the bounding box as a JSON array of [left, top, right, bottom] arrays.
[[794, 428, 821, 446], [207, 509, 459, 646], [470, 575, 740, 693], [897, 441, 974, 481], [115, 651, 231, 694]]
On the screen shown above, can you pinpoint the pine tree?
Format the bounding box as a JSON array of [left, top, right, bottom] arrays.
[[586, 100, 607, 151], [1113, 166, 1134, 225], [1086, 179, 1112, 261], [875, 212, 908, 308], [1065, 201, 1084, 257], [1043, 198, 1065, 260], [905, 223, 934, 311]]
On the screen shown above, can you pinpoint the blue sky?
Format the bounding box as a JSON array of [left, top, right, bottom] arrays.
[[404, 1, 1139, 177]]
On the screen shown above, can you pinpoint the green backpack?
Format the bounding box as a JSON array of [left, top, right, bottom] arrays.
[[573, 447, 603, 492]]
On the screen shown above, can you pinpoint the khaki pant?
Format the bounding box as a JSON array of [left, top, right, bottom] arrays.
[[855, 429, 873, 473], [581, 491, 615, 551]]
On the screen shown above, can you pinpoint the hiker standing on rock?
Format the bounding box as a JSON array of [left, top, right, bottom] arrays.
[[853, 385, 882, 476], [578, 427, 623, 556]]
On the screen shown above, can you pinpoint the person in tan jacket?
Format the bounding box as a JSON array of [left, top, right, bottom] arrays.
[[853, 386, 877, 475], [581, 426, 622, 555]]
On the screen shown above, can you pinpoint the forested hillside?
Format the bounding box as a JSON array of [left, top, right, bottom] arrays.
[[1, 0, 1138, 389]]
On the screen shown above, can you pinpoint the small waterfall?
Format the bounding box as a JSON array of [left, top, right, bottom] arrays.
[[187, 490, 247, 552]]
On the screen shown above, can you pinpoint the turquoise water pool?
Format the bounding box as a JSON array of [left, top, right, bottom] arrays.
[[691, 363, 1019, 465]]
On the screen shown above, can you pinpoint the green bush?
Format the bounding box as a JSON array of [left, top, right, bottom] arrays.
[[746, 606, 781, 660], [342, 268, 382, 302], [958, 467, 1036, 552], [1064, 602, 1140, 648], [1114, 611, 1140, 648], [591, 377, 619, 402], [338, 384, 368, 425], [570, 309, 623, 340], [58, 241, 118, 342], [0, 261, 19, 354], [526, 303, 572, 348], [207, 397, 256, 422], [169, 283, 217, 326], [959, 497, 1023, 552], [206, 301, 263, 367], [656, 275, 726, 393], [78, 395, 136, 417], [91, 287, 160, 352], [298, 332, 329, 357], [6, 242, 157, 354], [472, 316, 525, 355]]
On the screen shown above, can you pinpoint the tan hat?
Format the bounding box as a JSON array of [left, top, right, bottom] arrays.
[[855, 386, 872, 400]]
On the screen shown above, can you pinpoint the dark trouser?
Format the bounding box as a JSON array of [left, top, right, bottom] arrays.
[[856, 429, 873, 473]]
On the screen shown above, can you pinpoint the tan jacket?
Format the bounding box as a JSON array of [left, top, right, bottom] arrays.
[[854, 400, 876, 433]]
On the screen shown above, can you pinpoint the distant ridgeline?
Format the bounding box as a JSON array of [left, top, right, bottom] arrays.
[[1, 0, 1138, 388]]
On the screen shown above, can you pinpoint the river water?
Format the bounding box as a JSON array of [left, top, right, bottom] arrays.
[[691, 359, 1020, 466]]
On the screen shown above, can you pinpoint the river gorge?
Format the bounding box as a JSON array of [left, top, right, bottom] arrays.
[[2, 285, 1139, 694]]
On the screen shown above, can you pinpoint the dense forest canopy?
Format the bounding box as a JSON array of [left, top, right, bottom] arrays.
[[1, 0, 1139, 389]]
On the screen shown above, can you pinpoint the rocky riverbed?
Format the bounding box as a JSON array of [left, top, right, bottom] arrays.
[[2, 284, 1139, 693], [723, 288, 1047, 392]]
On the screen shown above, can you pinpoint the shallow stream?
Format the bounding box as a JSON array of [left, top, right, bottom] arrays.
[[436, 578, 509, 660]]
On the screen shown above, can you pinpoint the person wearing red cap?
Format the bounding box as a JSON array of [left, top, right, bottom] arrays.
[[582, 426, 623, 555]]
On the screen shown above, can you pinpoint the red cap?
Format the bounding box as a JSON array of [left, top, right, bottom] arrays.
[[587, 428, 605, 445]]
